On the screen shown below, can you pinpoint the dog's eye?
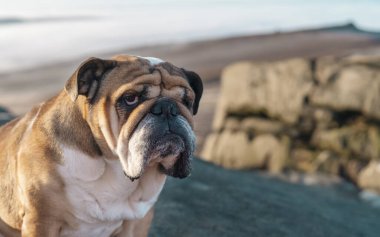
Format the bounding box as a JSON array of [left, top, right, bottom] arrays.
[[123, 94, 139, 106]]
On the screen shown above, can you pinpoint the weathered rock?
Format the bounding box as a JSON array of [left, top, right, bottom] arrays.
[[203, 55, 380, 193], [295, 106, 316, 141], [315, 55, 380, 86], [311, 60, 380, 120], [217, 58, 313, 125], [311, 122, 380, 161], [208, 130, 266, 169], [200, 132, 219, 163], [358, 161, 380, 193], [268, 135, 290, 174], [223, 118, 240, 131], [290, 148, 318, 173], [241, 117, 284, 134], [314, 56, 343, 85], [341, 159, 367, 184], [201, 131, 288, 172], [313, 108, 335, 129], [214, 130, 251, 169], [290, 149, 342, 175], [212, 97, 227, 131], [315, 151, 341, 175]]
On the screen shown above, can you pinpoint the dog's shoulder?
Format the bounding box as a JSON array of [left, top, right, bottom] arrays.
[[0, 105, 40, 146]]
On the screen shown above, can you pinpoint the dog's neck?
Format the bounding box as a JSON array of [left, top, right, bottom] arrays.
[[41, 91, 114, 159]]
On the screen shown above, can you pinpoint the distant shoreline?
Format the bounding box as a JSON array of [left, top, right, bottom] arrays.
[[1, 23, 379, 76], [0, 15, 97, 26]]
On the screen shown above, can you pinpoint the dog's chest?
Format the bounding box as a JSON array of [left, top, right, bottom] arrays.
[[58, 147, 166, 237]]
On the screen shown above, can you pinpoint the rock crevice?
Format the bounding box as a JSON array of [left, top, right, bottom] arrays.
[[201, 55, 380, 193]]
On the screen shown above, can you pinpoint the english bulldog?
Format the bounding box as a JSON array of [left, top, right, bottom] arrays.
[[0, 55, 203, 237]]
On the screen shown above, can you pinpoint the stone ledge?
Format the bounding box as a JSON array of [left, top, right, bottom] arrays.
[[201, 55, 380, 193]]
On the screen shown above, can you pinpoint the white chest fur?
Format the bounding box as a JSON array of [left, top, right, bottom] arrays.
[[57, 146, 166, 237]]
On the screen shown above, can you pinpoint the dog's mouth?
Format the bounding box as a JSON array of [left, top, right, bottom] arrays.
[[147, 133, 192, 179], [148, 133, 185, 170], [122, 133, 192, 181], [119, 114, 195, 181]]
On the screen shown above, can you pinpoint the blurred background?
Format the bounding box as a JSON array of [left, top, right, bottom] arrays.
[[1, 0, 380, 74], [1, 0, 380, 236]]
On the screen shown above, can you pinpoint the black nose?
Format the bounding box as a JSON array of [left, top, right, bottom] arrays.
[[150, 99, 179, 117]]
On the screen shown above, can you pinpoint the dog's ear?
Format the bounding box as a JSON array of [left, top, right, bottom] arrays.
[[182, 69, 203, 115], [65, 57, 117, 101]]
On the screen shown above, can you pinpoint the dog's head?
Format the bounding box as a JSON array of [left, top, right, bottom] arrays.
[[64, 55, 202, 180]]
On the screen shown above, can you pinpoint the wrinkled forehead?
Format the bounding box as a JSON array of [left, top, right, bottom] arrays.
[[102, 55, 193, 100], [111, 55, 188, 84]]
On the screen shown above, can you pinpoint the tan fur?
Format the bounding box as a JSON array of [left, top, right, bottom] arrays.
[[114, 208, 154, 237], [0, 55, 198, 237]]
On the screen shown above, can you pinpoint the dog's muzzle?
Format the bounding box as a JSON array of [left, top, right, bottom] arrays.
[[118, 98, 196, 181]]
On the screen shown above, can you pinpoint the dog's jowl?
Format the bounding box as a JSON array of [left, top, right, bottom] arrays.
[[0, 55, 203, 237]]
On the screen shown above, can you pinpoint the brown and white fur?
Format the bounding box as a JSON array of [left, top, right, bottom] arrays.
[[0, 55, 203, 237]]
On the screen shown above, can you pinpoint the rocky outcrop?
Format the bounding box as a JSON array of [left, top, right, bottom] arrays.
[[202, 128, 289, 173], [358, 161, 380, 192], [311, 55, 380, 119], [201, 55, 380, 192], [214, 59, 313, 127]]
